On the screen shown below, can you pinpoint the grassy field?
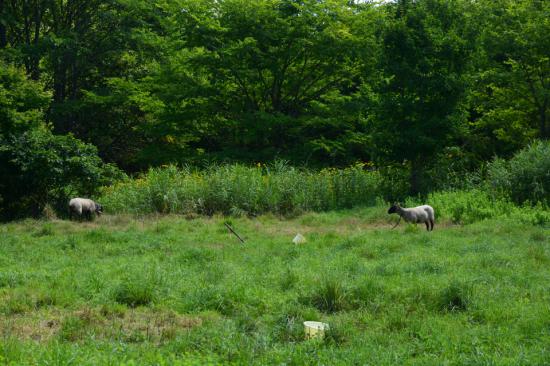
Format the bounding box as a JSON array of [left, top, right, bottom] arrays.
[[0, 207, 549, 365]]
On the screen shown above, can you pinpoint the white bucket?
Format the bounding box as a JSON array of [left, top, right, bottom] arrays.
[[303, 321, 329, 340]]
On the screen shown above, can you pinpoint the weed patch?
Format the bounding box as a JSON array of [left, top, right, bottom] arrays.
[[304, 278, 349, 313], [113, 276, 156, 308], [437, 281, 473, 313]]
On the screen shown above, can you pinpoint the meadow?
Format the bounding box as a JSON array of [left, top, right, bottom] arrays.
[[0, 206, 549, 365]]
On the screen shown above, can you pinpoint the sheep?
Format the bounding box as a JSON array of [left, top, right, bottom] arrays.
[[69, 198, 103, 221], [388, 203, 435, 231]]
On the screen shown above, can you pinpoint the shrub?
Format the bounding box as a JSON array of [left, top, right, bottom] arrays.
[[424, 146, 484, 192], [487, 140, 550, 205], [0, 129, 123, 220], [0, 62, 124, 220]]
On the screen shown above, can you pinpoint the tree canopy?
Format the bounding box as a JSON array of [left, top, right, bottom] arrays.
[[0, 0, 548, 196]]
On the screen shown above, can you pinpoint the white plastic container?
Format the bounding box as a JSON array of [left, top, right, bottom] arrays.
[[303, 321, 329, 340]]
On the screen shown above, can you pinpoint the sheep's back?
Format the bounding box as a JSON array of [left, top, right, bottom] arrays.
[[69, 198, 95, 213], [417, 205, 435, 220]]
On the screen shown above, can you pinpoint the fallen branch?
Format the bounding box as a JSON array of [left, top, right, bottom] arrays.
[[224, 222, 245, 244]]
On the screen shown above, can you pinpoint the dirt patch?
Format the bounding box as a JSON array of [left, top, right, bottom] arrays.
[[106, 307, 201, 343], [254, 217, 458, 239], [0, 306, 202, 344], [0, 309, 63, 342], [256, 219, 396, 236]]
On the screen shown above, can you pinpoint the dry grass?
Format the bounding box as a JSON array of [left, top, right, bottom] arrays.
[[0, 306, 201, 344]]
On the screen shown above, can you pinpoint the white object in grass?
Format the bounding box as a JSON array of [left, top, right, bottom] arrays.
[[293, 233, 306, 244], [304, 321, 329, 340]]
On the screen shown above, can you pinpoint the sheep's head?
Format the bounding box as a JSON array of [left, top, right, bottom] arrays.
[[95, 203, 104, 216], [387, 203, 400, 214]]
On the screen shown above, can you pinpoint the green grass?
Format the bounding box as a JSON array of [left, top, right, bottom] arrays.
[[0, 207, 549, 365]]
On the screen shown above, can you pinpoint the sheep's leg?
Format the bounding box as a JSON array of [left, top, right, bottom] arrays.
[[425, 222, 430, 231], [391, 216, 401, 229], [430, 220, 434, 231]]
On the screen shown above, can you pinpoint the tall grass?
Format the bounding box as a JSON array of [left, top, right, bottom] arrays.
[[406, 189, 549, 226], [100, 162, 383, 216], [99, 143, 550, 223]]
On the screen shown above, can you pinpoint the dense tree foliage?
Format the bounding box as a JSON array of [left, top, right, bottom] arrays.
[[468, 0, 550, 158], [0, 0, 548, 201], [0, 62, 121, 219], [370, 0, 472, 193]]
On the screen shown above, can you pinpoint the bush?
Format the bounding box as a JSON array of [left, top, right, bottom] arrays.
[[425, 146, 484, 192], [0, 129, 123, 220], [487, 140, 550, 205]]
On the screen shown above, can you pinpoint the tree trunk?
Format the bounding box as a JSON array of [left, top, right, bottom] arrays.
[[30, 0, 41, 80], [70, 58, 78, 99], [54, 64, 66, 103], [0, 0, 6, 48], [410, 159, 422, 196], [23, 2, 31, 75], [0, 23, 6, 49], [540, 102, 548, 139]]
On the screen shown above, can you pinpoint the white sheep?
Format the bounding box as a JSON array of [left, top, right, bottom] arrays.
[[69, 198, 103, 221], [388, 203, 435, 231]]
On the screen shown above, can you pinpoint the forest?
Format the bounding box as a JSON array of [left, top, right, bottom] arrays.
[[1, 2, 550, 364], [0, 0, 549, 219]]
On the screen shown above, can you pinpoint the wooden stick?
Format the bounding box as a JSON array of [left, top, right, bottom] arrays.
[[225, 222, 245, 244], [391, 216, 401, 229]]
